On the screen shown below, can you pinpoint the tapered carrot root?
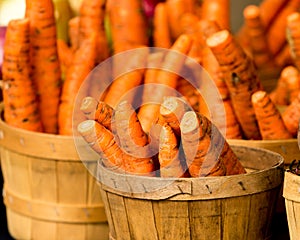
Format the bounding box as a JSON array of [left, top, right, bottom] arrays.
[[180, 111, 246, 177], [68, 16, 80, 51], [28, 0, 62, 134], [2, 18, 43, 132], [58, 34, 97, 135], [56, 38, 73, 79], [282, 92, 300, 137], [252, 90, 292, 140], [80, 97, 114, 131], [158, 123, 188, 178], [243, 5, 274, 69], [77, 120, 155, 176], [206, 29, 262, 140]]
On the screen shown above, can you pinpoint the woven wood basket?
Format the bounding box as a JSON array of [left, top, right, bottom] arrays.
[[283, 171, 300, 240], [0, 108, 108, 240], [98, 145, 284, 240]]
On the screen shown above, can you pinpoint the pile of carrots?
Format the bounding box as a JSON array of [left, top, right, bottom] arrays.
[[2, 0, 300, 176]]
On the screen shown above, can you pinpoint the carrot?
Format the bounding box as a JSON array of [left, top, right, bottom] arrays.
[[243, 5, 274, 69], [80, 97, 114, 131], [113, 100, 149, 158], [103, 46, 149, 108], [158, 122, 187, 178], [223, 99, 243, 139], [206, 29, 262, 140], [274, 43, 293, 67], [152, 2, 172, 48], [138, 34, 193, 133], [281, 65, 300, 103], [252, 90, 293, 140], [2, 18, 43, 132], [282, 92, 300, 137], [77, 119, 155, 176], [201, 0, 230, 30], [56, 38, 73, 79], [78, 0, 110, 63], [180, 111, 246, 177], [28, 0, 62, 134], [266, 0, 300, 56], [106, 0, 149, 53], [58, 34, 97, 135], [286, 12, 300, 72], [68, 16, 80, 51]]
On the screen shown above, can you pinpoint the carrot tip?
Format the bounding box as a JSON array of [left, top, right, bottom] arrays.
[[206, 30, 230, 48], [243, 5, 260, 19]]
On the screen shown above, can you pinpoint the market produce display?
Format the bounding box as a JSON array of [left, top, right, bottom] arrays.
[[1, 0, 300, 178]]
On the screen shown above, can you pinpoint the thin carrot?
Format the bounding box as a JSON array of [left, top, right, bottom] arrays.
[[223, 99, 243, 139], [286, 12, 300, 72], [206, 29, 262, 140], [80, 97, 114, 131], [201, 0, 230, 30], [2, 18, 43, 132], [252, 90, 293, 140], [58, 34, 97, 135], [68, 16, 80, 51], [138, 34, 193, 133], [274, 44, 293, 68], [180, 111, 246, 177], [243, 5, 274, 69], [152, 2, 172, 48], [56, 38, 73, 79], [78, 0, 110, 63], [28, 0, 62, 134], [282, 92, 300, 137], [77, 119, 155, 176]]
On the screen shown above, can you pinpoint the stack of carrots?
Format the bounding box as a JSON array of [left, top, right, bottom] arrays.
[[2, 0, 300, 177]]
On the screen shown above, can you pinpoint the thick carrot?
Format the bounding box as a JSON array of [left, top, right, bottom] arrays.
[[28, 0, 62, 134], [2, 18, 43, 132], [201, 0, 230, 30], [180, 111, 246, 177], [103, 46, 149, 108], [281, 65, 300, 103], [106, 0, 149, 53], [79, 0, 110, 63], [152, 2, 172, 48], [138, 34, 193, 133], [243, 5, 274, 69], [77, 119, 155, 176], [282, 92, 300, 137], [68, 16, 80, 51], [158, 122, 188, 178], [206, 29, 262, 140], [58, 34, 97, 135], [80, 97, 114, 131], [113, 100, 149, 158], [252, 90, 293, 140], [286, 12, 300, 71]]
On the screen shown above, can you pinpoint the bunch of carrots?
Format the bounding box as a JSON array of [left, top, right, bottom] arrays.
[[2, 0, 300, 146]]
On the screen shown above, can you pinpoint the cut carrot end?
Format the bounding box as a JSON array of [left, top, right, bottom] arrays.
[[281, 66, 299, 78], [287, 12, 300, 23], [80, 97, 98, 112], [180, 111, 198, 134], [243, 5, 260, 19], [251, 90, 267, 104], [206, 29, 230, 48], [77, 120, 96, 134]]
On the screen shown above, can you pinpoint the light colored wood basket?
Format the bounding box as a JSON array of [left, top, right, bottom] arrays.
[[98, 145, 284, 240], [0, 111, 109, 239], [283, 171, 300, 240]]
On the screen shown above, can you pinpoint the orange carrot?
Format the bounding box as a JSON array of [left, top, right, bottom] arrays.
[[158, 122, 188, 177], [206, 29, 262, 140], [56, 38, 73, 79], [113, 100, 149, 158], [286, 12, 300, 71], [79, 0, 110, 63], [252, 90, 293, 140], [77, 119, 155, 176], [2, 18, 43, 132], [223, 99, 243, 139], [180, 111, 246, 177], [274, 43, 293, 68], [282, 92, 300, 137], [281, 65, 300, 103], [68, 16, 80, 51], [106, 0, 149, 53], [138, 34, 193, 133], [103, 46, 149, 108], [80, 97, 114, 131], [243, 5, 274, 69], [201, 0, 230, 30], [58, 34, 97, 135], [266, 0, 300, 56], [28, 0, 62, 134], [153, 2, 172, 48]]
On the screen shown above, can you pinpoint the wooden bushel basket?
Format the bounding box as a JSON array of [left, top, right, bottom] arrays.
[[0, 110, 108, 239], [283, 171, 300, 240], [98, 146, 284, 240]]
